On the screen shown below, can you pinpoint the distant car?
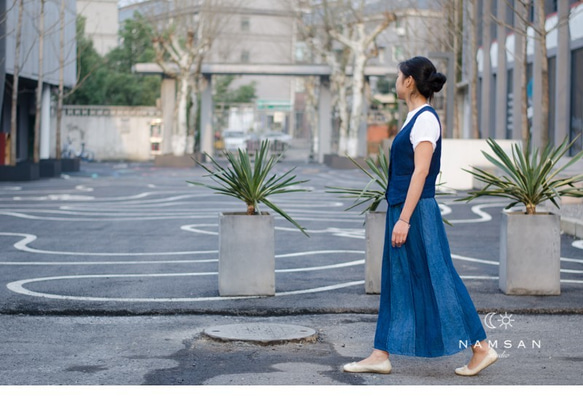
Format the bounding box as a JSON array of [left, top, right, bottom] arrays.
[[221, 130, 248, 152], [261, 131, 292, 143]]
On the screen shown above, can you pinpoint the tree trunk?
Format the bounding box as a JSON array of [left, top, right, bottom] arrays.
[[519, 2, 529, 148], [469, 0, 480, 139], [34, 0, 45, 163], [345, 48, 367, 158], [9, 0, 24, 166], [56, 0, 66, 160], [173, 74, 189, 156], [335, 72, 349, 154], [535, 0, 549, 148]]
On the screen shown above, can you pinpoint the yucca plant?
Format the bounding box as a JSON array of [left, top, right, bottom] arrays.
[[188, 140, 310, 235], [458, 135, 583, 214], [325, 149, 451, 224], [325, 150, 389, 214]]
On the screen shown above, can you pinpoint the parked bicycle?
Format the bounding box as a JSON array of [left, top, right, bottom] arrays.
[[62, 137, 95, 162]]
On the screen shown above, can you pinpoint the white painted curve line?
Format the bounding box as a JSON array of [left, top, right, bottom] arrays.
[[0, 232, 217, 257], [451, 254, 499, 265], [5, 275, 366, 303], [0, 211, 215, 222], [447, 203, 507, 224], [439, 204, 452, 216], [573, 240, 583, 250]]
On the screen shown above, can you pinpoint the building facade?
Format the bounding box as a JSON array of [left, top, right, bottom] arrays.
[[77, 0, 119, 56], [466, 0, 583, 154], [0, 0, 77, 176]]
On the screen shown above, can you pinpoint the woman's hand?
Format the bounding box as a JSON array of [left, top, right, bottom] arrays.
[[391, 219, 410, 247]]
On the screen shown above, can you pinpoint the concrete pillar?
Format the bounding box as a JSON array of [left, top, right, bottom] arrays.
[[200, 74, 214, 159], [495, 0, 508, 140], [554, 0, 570, 147], [160, 78, 176, 155], [480, 0, 492, 138], [317, 76, 332, 163], [40, 84, 51, 159]]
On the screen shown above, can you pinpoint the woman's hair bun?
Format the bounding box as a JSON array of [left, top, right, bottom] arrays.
[[428, 72, 447, 93]]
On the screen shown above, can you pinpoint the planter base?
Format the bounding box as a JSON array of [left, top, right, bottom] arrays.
[[365, 212, 386, 294], [0, 162, 40, 181], [499, 211, 561, 295], [218, 212, 275, 296], [61, 158, 80, 172], [39, 159, 62, 178]]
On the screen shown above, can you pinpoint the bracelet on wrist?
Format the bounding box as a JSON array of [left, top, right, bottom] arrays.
[[399, 218, 410, 226]]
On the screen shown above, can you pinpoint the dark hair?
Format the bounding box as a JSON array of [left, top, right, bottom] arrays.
[[398, 56, 446, 100]]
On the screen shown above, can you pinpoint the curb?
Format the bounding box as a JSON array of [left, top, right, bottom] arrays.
[[561, 217, 583, 239]]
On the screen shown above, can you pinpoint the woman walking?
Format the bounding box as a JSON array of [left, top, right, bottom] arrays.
[[343, 56, 498, 376]]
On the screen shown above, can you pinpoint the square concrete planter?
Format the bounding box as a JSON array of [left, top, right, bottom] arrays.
[[39, 159, 62, 178], [0, 162, 40, 181], [60, 158, 80, 172], [499, 211, 561, 295], [218, 212, 275, 296], [365, 211, 386, 294]]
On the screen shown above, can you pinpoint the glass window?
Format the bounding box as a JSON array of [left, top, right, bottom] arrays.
[[241, 50, 250, 63], [241, 17, 250, 32]]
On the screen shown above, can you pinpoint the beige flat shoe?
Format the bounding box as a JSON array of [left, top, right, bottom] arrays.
[[455, 347, 498, 376], [343, 359, 392, 374]]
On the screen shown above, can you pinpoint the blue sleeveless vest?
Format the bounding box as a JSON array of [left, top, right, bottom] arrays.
[[386, 106, 441, 206]]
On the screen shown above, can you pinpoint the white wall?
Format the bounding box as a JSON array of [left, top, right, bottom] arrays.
[[440, 139, 520, 190], [58, 106, 162, 161]]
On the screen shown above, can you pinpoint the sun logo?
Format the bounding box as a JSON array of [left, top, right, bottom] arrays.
[[497, 312, 514, 329]]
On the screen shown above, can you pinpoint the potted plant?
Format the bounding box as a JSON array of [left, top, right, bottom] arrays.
[[458, 136, 583, 295], [188, 140, 309, 296], [326, 149, 389, 294]]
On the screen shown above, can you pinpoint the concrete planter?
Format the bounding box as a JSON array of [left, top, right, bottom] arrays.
[[365, 211, 386, 294], [60, 158, 80, 172], [0, 162, 40, 181], [218, 212, 275, 296], [499, 211, 561, 295], [39, 159, 62, 178]]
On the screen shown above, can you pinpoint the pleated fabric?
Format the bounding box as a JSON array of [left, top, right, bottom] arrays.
[[373, 198, 487, 357]]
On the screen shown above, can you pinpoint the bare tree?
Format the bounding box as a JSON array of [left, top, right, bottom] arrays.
[[149, 0, 237, 156], [55, 0, 66, 160], [33, 0, 46, 163], [490, 0, 576, 148], [292, 0, 394, 157], [9, 0, 23, 166], [324, 0, 395, 157]]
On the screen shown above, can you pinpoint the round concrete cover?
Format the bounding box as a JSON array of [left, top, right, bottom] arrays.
[[202, 323, 318, 344]]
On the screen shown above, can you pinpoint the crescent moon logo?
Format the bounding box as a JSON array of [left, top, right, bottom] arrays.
[[484, 312, 497, 329]]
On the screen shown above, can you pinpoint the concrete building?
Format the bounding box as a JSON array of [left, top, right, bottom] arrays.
[[0, 0, 77, 180], [119, 0, 296, 135], [76, 0, 119, 56], [463, 0, 583, 154]]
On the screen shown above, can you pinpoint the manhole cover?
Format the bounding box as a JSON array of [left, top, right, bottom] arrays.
[[202, 323, 318, 345]]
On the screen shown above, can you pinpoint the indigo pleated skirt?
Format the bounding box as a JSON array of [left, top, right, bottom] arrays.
[[373, 198, 486, 357]]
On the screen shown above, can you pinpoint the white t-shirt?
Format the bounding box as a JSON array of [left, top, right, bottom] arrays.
[[400, 104, 441, 151]]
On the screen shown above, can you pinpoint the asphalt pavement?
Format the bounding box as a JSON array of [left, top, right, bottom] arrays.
[[0, 158, 582, 392]]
